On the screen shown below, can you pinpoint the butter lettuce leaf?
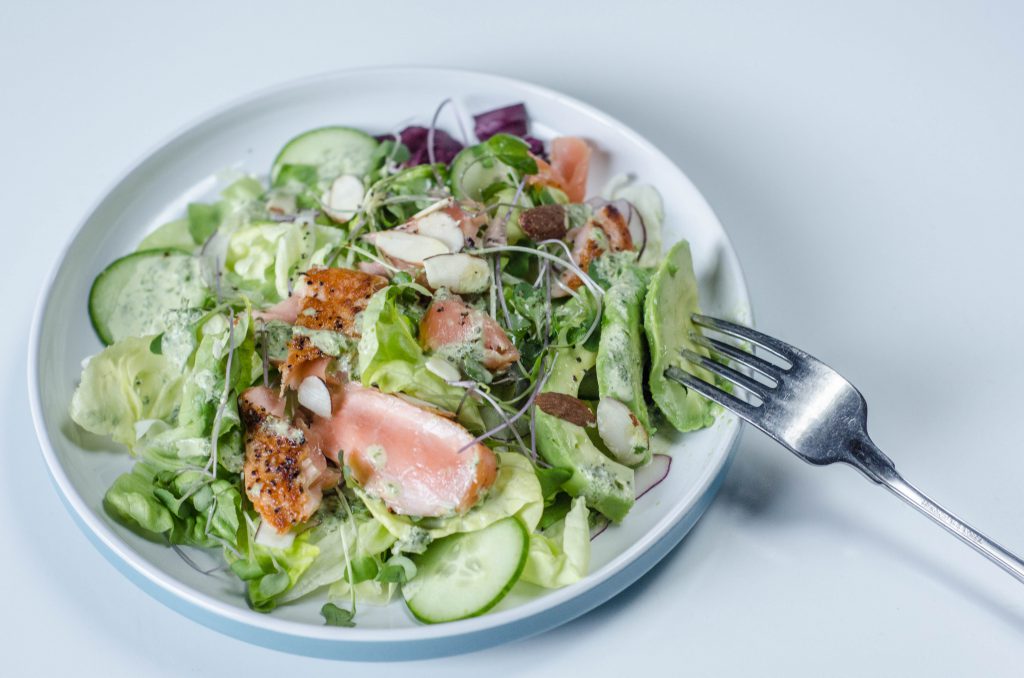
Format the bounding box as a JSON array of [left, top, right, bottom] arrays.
[[226, 221, 343, 302], [70, 335, 184, 448], [358, 286, 481, 427], [520, 496, 591, 588]]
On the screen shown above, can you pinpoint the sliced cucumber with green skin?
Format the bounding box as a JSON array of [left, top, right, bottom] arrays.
[[89, 249, 208, 345], [403, 517, 528, 624], [270, 126, 379, 185], [449, 145, 514, 202]]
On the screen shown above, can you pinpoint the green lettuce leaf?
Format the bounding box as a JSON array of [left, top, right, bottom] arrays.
[[357, 286, 481, 427], [520, 496, 591, 588], [226, 221, 344, 302], [70, 335, 184, 448], [103, 463, 243, 550]]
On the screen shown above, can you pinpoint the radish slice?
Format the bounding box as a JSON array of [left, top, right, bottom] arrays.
[[423, 253, 491, 293], [635, 453, 672, 500], [365, 231, 450, 264], [596, 398, 649, 466], [297, 376, 332, 418]]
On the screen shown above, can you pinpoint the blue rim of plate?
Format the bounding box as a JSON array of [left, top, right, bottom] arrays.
[[28, 66, 751, 661]]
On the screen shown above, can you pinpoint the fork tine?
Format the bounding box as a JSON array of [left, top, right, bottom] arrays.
[[690, 333, 785, 381], [692, 314, 800, 362], [664, 366, 761, 421], [681, 349, 770, 399]]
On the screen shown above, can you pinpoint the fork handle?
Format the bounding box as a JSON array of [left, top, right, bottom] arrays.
[[853, 437, 1024, 584]]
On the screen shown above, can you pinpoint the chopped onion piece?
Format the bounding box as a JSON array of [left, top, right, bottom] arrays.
[[297, 376, 332, 418], [425, 355, 462, 382], [255, 520, 296, 549]]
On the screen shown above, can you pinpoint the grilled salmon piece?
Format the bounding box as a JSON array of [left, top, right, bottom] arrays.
[[419, 295, 519, 372], [239, 386, 338, 533], [306, 382, 497, 517], [293, 267, 388, 335], [255, 267, 388, 331], [257, 267, 388, 392], [279, 334, 332, 392], [558, 203, 634, 294]]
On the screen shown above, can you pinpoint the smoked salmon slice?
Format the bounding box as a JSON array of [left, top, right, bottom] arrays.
[[550, 137, 591, 203], [306, 382, 498, 517], [527, 136, 591, 203], [419, 295, 520, 372]]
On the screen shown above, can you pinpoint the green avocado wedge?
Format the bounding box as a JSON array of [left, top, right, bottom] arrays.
[[535, 346, 635, 522], [593, 254, 654, 462], [644, 240, 716, 432]]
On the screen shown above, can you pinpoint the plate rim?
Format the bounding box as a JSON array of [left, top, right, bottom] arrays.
[[28, 65, 751, 648]]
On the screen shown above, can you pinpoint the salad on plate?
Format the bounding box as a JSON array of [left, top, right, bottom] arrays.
[[69, 101, 718, 625]]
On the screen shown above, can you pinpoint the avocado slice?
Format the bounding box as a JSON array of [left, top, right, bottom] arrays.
[[535, 346, 635, 522], [644, 240, 716, 432], [593, 254, 654, 466]]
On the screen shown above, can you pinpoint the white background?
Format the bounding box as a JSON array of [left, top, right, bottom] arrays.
[[3, 1, 1023, 675]]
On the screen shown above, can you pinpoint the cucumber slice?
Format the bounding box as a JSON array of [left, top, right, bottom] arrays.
[[89, 249, 208, 345], [449, 145, 514, 202], [403, 517, 528, 624], [270, 126, 378, 185]]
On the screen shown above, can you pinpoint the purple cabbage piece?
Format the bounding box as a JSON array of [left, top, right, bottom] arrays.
[[376, 126, 464, 167], [522, 135, 545, 158], [474, 103, 529, 140], [474, 103, 546, 159]]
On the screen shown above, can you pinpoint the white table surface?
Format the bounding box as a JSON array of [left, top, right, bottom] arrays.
[[4, 1, 1023, 675]]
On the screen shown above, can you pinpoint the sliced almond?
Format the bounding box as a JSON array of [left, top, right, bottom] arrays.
[[322, 174, 364, 223], [297, 376, 332, 418], [411, 197, 454, 219], [365, 231, 450, 264], [423, 253, 491, 294], [596, 397, 649, 466], [535, 392, 596, 428], [412, 211, 464, 252]]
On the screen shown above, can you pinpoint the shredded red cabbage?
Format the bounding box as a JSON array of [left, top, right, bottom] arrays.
[[474, 103, 529, 140], [376, 126, 463, 167], [522, 135, 545, 157], [474, 104, 546, 159]]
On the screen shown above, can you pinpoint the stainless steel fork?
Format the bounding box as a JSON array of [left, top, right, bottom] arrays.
[[667, 314, 1024, 583]]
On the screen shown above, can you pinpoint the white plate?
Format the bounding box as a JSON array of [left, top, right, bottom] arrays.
[[29, 67, 751, 660]]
